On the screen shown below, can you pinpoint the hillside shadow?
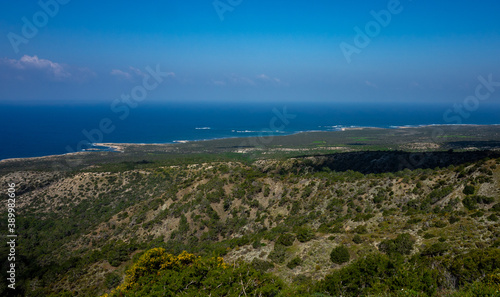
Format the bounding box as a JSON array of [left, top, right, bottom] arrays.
[[299, 150, 500, 174], [445, 140, 500, 150]]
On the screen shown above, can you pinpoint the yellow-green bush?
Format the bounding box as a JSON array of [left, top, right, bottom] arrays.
[[102, 248, 283, 297]]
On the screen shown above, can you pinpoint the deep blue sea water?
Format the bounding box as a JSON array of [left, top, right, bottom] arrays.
[[1, 101, 499, 160]]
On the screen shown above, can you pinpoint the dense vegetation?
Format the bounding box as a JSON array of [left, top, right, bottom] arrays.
[[102, 249, 284, 296], [103, 246, 500, 296], [1, 148, 500, 296], [317, 248, 500, 296]]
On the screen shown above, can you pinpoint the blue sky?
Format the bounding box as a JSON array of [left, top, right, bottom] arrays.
[[1, 0, 500, 104]]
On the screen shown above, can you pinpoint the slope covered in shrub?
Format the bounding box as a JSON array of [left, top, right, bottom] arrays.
[[102, 248, 284, 297]]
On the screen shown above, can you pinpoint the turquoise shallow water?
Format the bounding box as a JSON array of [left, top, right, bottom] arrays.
[[1, 101, 499, 160]]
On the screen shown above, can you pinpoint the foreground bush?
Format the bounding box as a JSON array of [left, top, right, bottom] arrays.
[[102, 248, 284, 297], [330, 245, 350, 264], [316, 249, 500, 296], [449, 248, 500, 287], [318, 253, 441, 296]]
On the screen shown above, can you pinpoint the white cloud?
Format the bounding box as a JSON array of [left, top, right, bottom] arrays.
[[211, 80, 226, 86], [111, 66, 149, 81], [0, 55, 94, 82], [211, 73, 287, 87], [2, 55, 70, 80], [229, 74, 256, 86], [110, 69, 132, 80], [256, 73, 288, 86], [128, 66, 147, 77]]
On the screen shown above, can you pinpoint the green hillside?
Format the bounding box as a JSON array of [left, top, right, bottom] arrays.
[[2, 127, 500, 296], [1, 151, 500, 296]]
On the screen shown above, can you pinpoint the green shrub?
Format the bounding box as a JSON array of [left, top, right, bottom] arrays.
[[251, 258, 274, 272], [463, 197, 477, 210], [464, 195, 495, 210], [478, 196, 495, 204], [354, 225, 368, 234], [379, 233, 415, 256], [492, 203, 500, 212], [406, 217, 422, 225], [488, 214, 499, 222], [327, 198, 343, 212], [105, 249, 285, 296], [421, 242, 448, 257], [470, 210, 484, 218], [318, 252, 444, 296], [423, 233, 436, 239], [263, 185, 271, 197], [286, 257, 303, 269], [276, 233, 295, 246], [296, 227, 315, 243], [432, 220, 447, 228], [104, 272, 122, 289], [448, 216, 460, 224], [330, 245, 350, 264], [252, 240, 263, 249], [449, 248, 500, 286], [103, 240, 135, 267], [429, 186, 454, 204], [268, 244, 287, 264], [463, 185, 476, 195], [352, 235, 362, 244], [459, 280, 500, 296]]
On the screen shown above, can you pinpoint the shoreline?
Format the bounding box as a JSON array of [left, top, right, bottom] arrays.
[[0, 151, 90, 164], [1, 124, 499, 162]]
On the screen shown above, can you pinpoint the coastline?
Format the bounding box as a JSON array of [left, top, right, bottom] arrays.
[[1, 124, 500, 163], [0, 151, 90, 164]]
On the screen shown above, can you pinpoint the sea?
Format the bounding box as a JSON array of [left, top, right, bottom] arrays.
[[1, 101, 499, 161]]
